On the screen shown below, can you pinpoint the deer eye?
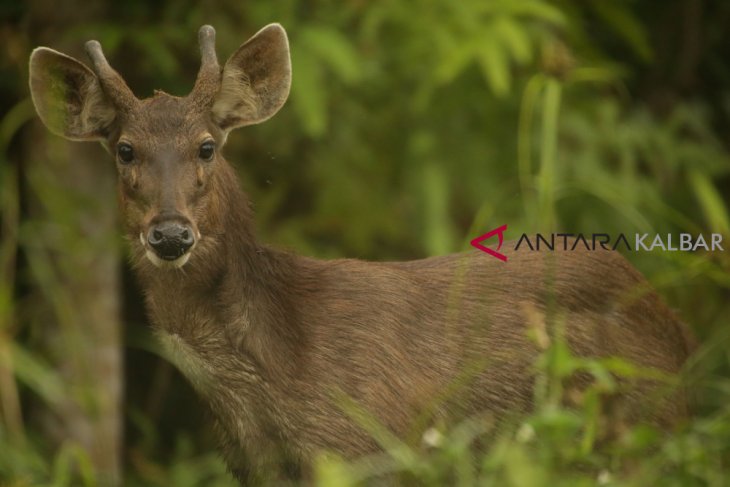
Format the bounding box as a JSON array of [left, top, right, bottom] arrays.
[[198, 141, 215, 161], [117, 143, 134, 164]]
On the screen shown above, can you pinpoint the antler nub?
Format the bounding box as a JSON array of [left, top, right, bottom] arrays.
[[191, 25, 221, 105], [84, 40, 138, 111], [198, 25, 218, 66]]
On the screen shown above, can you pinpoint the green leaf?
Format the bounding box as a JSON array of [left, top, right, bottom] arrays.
[[434, 36, 477, 85], [689, 170, 730, 235], [494, 15, 533, 64], [314, 454, 356, 487], [590, 0, 653, 61], [477, 32, 511, 97], [11, 343, 66, 408], [290, 46, 327, 137], [52, 442, 96, 487], [504, 0, 567, 26], [300, 26, 362, 83]]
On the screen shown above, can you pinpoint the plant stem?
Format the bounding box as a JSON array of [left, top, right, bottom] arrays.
[[537, 78, 562, 233]]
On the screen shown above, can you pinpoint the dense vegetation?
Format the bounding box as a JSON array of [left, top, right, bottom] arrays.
[[0, 0, 728, 485]]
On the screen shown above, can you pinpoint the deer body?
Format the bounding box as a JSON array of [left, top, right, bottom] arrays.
[[141, 210, 692, 481], [29, 24, 694, 484]]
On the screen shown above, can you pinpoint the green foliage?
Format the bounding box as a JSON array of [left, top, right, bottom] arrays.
[[291, 25, 363, 137], [0, 0, 729, 485], [124, 435, 238, 487]]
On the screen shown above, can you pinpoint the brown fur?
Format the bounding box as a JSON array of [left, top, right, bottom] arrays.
[[29, 24, 695, 485]]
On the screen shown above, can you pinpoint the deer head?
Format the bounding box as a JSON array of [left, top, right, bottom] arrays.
[[29, 25, 291, 268]]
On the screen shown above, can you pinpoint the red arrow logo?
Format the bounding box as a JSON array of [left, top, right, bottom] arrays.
[[470, 224, 508, 261]]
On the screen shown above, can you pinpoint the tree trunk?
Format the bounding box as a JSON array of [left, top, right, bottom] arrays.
[[24, 1, 123, 477]]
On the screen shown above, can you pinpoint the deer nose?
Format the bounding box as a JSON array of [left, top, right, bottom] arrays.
[[147, 221, 195, 260]]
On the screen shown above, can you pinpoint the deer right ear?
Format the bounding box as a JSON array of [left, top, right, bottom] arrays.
[[211, 24, 292, 132], [29, 48, 116, 141]]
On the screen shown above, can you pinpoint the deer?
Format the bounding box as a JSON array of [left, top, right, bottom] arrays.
[[29, 24, 695, 484]]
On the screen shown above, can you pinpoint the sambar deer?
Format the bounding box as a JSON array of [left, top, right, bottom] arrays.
[[29, 24, 695, 484]]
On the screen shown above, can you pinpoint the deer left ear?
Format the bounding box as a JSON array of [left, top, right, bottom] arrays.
[[29, 47, 117, 141], [212, 23, 292, 132]]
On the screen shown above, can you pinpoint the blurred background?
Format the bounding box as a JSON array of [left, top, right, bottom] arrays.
[[1, 0, 729, 485]]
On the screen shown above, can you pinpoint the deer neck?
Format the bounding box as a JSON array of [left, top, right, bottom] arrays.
[[131, 161, 303, 380]]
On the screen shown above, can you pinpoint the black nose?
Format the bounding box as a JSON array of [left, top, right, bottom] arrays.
[[147, 221, 195, 260]]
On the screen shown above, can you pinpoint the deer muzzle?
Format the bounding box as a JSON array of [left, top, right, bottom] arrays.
[[143, 219, 197, 267]]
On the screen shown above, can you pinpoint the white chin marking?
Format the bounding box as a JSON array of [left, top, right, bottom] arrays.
[[145, 250, 191, 269]]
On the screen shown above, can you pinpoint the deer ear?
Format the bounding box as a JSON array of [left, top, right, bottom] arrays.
[[212, 24, 291, 131], [29, 47, 116, 141]]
